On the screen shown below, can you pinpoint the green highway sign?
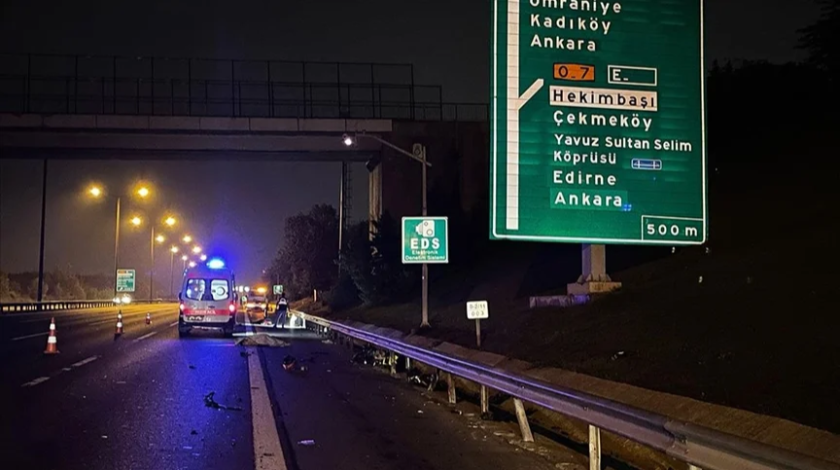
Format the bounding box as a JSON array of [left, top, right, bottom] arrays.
[[490, 0, 707, 245], [116, 269, 136, 292], [402, 217, 449, 264], [273, 285, 284, 295]]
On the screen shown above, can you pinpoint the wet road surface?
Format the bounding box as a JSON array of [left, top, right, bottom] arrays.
[[0, 306, 586, 470]]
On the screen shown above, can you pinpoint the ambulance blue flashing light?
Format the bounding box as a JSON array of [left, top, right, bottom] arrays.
[[207, 258, 226, 269]]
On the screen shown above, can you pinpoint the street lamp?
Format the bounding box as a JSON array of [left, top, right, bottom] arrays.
[[200, 254, 207, 261], [87, 185, 152, 298], [188, 261, 197, 268], [164, 216, 177, 227], [183, 235, 192, 243], [342, 133, 433, 327], [192, 246, 202, 255], [181, 254, 188, 270]]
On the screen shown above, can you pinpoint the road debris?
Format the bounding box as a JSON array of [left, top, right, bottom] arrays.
[[235, 334, 289, 347], [203, 391, 243, 411]]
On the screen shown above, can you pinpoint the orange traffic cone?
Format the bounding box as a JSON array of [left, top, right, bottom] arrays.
[[115, 311, 124, 335], [145, 312, 152, 325], [44, 317, 59, 354]]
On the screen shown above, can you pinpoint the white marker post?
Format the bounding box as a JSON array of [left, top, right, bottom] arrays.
[[466, 301, 489, 348]]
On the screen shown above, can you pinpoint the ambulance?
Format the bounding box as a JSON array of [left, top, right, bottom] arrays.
[[178, 258, 237, 337]]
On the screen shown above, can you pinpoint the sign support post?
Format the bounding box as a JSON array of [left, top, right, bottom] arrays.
[[466, 301, 489, 348], [402, 213, 449, 328], [567, 244, 621, 295]]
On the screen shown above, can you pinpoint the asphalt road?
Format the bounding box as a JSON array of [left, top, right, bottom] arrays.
[[0, 306, 587, 470]]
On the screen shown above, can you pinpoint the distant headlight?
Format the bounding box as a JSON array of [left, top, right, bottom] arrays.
[[113, 297, 121, 304]]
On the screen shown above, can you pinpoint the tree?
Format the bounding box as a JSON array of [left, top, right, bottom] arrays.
[[0, 271, 13, 301], [339, 213, 417, 306], [46, 267, 87, 300], [798, 0, 840, 81], [28, 277, 47, 299], [269, 204, 339, 298]]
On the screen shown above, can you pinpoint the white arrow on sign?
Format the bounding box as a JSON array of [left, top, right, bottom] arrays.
[[507, 0, 543, 231]]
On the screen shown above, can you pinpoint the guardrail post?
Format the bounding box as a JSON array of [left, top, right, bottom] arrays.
[[446, 372, 456, 405], [588, 424, 601, 470], [513, 398, 534, 443], [480, 385, 490, 416]]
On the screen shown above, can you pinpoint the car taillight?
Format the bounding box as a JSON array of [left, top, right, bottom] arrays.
[[228, 302, 236, 314]]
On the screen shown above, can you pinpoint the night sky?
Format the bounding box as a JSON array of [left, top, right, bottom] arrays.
[[0, 0, 822, 282]]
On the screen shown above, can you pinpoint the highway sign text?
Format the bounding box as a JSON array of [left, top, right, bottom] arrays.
[[490, 0, 707, 245], [402, 217, 449, 264]]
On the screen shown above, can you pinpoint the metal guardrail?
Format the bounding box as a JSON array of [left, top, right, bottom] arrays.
[[297, 311, 839, 470], [0, 299, 167, 314]]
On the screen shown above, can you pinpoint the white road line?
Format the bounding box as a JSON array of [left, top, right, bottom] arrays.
[[169, 321, 179, 327], [248, 349, 287, 470], [11, 331, 49, 341], [134, 331, 158, 342], [21, 377, 50, 388], [71, 356, 99, 368]]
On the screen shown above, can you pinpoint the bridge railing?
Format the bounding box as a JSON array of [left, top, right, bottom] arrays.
[[0, 53, 488, 122]]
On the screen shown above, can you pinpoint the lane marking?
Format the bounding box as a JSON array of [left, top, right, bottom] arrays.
[[248, 349, 288, 470], [169, 321, 179, 327], [21, 377, 50, 387], [11, 331, 49, 341], [134, 331, 158, 342], [71, 356, 99, 368]]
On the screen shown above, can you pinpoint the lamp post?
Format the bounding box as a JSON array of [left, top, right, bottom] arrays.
[[36, 160, 48, 302], [342, 133, 432, 327], [169, 246, 179, 298], [88, 185, 150, 296]]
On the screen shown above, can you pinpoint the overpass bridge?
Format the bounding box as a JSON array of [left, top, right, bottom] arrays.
[[0, 53, 489, 230]]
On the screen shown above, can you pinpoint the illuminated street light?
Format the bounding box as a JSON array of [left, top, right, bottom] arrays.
[[183, 235, 192, 243], [171, 246, 179, 254], [188, 261, 197, 268], [81, 183, 155, 300], [181, 255, 188, 261], [164, 216, 177, 227], [199, 254, 207, 261], [192, 246, 202, 254], [155, 234, 165, 243], [342, 134, 354, 146]]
